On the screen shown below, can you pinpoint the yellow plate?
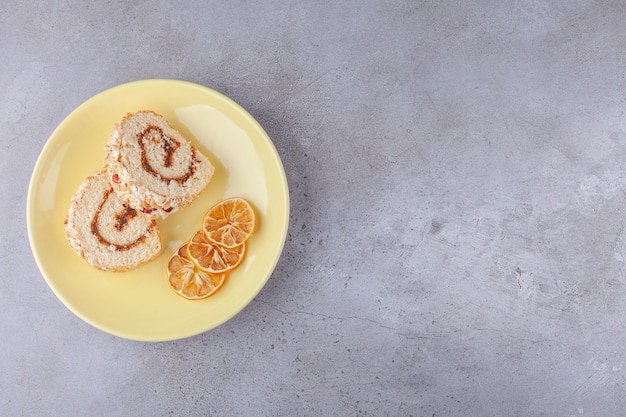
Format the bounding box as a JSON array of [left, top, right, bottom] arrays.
[[27, 79, 289, 341]]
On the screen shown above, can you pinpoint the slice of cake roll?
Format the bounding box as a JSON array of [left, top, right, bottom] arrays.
[[104, 111, 214, 218], [65, 171, 162, 272]]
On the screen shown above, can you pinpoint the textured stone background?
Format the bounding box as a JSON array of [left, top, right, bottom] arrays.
[[2, 1, 626, 415]]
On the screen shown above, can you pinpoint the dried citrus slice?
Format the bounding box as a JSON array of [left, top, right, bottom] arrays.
[[167, 242, 226, 300], [202, 198, 255, 248], [187, 230, 246, 273]]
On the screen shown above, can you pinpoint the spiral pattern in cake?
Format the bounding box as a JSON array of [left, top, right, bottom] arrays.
[[65, 171, 162, 271], [105, 110, 214, 218]]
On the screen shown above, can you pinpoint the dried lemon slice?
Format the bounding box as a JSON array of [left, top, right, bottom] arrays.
[[187, 230, 246, 273], [167, 242, 226, 300], [202, 198, 255, 248]]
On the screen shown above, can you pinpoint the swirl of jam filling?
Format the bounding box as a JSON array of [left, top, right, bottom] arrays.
[[138, 126, 198, 184], [114, 203, 138, 231], [91, 188, 153, 251]]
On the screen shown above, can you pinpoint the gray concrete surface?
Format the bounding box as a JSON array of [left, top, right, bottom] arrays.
[[2, 0, 626, 415]]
